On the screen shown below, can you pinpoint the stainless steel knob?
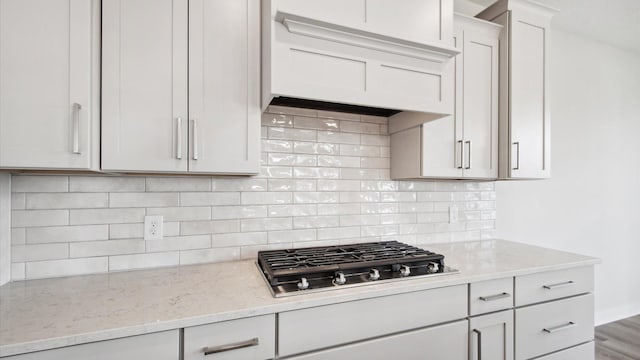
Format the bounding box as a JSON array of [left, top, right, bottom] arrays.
[[333, 272, 346, 285], [399, 265, 411, 277], [426, 262, 439, 273], [369, 268, 380, 281], [297, 277, 309, 290]]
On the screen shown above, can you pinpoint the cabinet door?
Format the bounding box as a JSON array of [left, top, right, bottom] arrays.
[[287, 320, 468, 360], [469, 310, 514, 360], [461, 30, 499, 179], [187, 0, 260, 174], [102, 0, 188, 172], [0, 0, 97, 170]]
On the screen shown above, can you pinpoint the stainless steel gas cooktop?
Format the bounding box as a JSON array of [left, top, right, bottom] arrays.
[[257, 241, 458, 297]]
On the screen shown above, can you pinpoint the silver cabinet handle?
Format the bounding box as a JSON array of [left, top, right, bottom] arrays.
[[203, 338, 259, 355], [457, 140, 464, 169], [543, 322, 576, 334], [512, 142, 520, 170], [465, 140, 472, 169], [479, 292, 511, 302], [543, 281, 574, 290], [473, 329, 482, 360], [191, 119, 199, 160], [72, 103, 82, 154], [176, 117, 183, 160]]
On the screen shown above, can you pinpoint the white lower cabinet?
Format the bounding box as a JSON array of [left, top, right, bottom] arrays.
[[535, 342, 594, 360], [286, 320, 468, 360], [183, 315, 275, 360], [469, 310, 514, 360], [4, 331, 178, 360]]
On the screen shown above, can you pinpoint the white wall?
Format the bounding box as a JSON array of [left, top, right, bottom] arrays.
[[0, 174, 10, 285], [497, 30, 640, 325]]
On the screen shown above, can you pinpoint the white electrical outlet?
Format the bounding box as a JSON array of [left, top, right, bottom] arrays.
[[449, 205, 458, 224], [144, 215, 163, 240]]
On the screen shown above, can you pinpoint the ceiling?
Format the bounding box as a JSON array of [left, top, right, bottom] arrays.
[[455, 0, 640, 55]]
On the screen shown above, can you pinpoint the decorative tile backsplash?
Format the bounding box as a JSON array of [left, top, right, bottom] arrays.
[[9, 106, 496, 280]]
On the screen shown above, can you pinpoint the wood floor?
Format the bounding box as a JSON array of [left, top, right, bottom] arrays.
[[596, 315, 640, 360]]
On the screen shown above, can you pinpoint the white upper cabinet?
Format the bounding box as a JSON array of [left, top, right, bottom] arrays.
[[477, 0, 557, 179], [389, 15, 500, 180], [102, 0, 260, 174], [0, 0, 100, 171], [263, 0, 458, 116]]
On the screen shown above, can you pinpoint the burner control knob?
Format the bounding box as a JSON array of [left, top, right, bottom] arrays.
[[297, 277, 309, 290], [369, 268, 380, 281], [333, 272, 346, 285], [399, 265, 411, 277]]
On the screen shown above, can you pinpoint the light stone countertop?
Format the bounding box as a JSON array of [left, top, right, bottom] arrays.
[[0, 239, 599, 357]]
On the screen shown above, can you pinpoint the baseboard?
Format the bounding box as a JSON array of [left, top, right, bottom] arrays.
[[595, 302, 640, 326]]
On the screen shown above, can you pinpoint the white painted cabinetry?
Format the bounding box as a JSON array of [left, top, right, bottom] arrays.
[[477, 0, 558, 179], [389, 15, 500, 180], [0, 0, 100, 171], [469, 310, 514, 360], [102, 0, 260, 174]]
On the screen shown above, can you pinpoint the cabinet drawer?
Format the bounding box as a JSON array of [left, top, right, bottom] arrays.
[[278, 285, 467, 356], [470, 277, 513, 315], [516, 266, 593, 306], [4, 330, 179, 360], [184, 315, 275, 360], [515, 294, 594, 360], [535, 342, 594, 360], [286, 320, 468, 360]]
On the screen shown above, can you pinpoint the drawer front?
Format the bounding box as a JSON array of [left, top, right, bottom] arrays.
[[5, 330, 179, 360], [515, 294, 594, 360], [279, 285, 467, 356], [470, 277, 514, 315], [536, 342, 594, 360], [184, 314, 275, 360], [287, 320, 468, 360], [516, 266, 593, 306]]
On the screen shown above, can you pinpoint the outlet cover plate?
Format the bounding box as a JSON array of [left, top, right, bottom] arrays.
[[144, 215, 163, 240]]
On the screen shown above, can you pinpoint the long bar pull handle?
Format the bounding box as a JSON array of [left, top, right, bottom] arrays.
[[465, 140, 472, 169], [203, 338, 259, 355], [543, 281, 575, 290], [457, 140, 464, 169], [176, 117, 183, 160], [72, 103, 82, 154], [543, 322, 576, 334], [512, 142, 520, 170], [473, 329, 482, 360], [479, 292, 511, 302], [192, 119, 198, 160]]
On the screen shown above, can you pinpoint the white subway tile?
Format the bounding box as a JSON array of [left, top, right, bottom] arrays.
[[164, 222, 181, 237], [27, 257, 108, 279], [11, 228, 26, 245], [11, 263, 25, 281], [181, 220, 240, 235], [464, 201, 495, 211], [481, 192, 496, 201], [380, 213, 417, 225], [317, 203, 360, 215], [179, 247, 240, 265], [416, 213, 449, 223], [361, 203, 398, 214], [317, 155, 360, 168], [380, 146, 390, 157], [339, 144, 379, 157], [260, 166, 293, 178], [262, 139, 292, 153], [381, 192, 416, 202], [268, 179, 316, 192], [268, 153, 317, 166], [69, 176, 145, 192], [339, 192, 380, 203], [240, 244, 289, 259], [360, 115, 388, 124], [70, 208, 145, 225], [316, 110, 361, 121], [146, 177, 211, 192], [268, 204, 317, 217], [451, 192, 481, 201], [146, 207, 210, 221], [362, 225, 398, 237], [294, 116, 339, 130], [417, 192, 453, 202], [361, 134, 389, 146], [361, 157, 389, 169], [27, 225, 109, 243], [241, 218, 292, 232], [361, 181, 398, 191], [466, 220, 495, 231], [212, 206, 266, 220], [70, 239, 145, 257], [339, 215, 380, 226], [12, 244, 68, 262], [340, 168, 381, 180], [294, 167, 340, 179], [268, 127, 316, 141], [317, 227, 360, 240], [11, 193, 25, 209], [262, 113, 293, 127], [146, 235, 211, 252], [268, 229, 316, 244], [268, 105, 317, 117], [294, 240, 343, 248], [180, 192, 240, 206], [435, 222, 466, 232], [109, 223, 143, 239], [293, 141, 339, 155], [317, 131, 360, 144], [109, 192, 179, 208], [317, 180, 360, 191], [293, 192, 338, 204], [109, 252, 179, 271], [12, 210, 68, 227], [26, 193, 108, 210], [398, 182, 435, 191], [481, 210, 496, 220], [340, 121, 379, 134], [241, 192, 292, 205], [211, 178, 267, 191], [12, 176, 68, 193], [399, 202, 434, 213], [293, 216, 340, 229], [213, 232, 267, 247]]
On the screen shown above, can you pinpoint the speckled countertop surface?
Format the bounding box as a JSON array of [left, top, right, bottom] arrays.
[[0, 239, 599, 357]]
